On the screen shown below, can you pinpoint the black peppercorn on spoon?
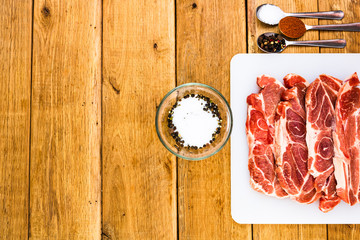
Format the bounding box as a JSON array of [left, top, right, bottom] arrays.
[[257, 32, 346, 53]]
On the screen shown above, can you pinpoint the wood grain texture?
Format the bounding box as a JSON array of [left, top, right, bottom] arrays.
[[253, 225, 327, 240], [248, 1, 326, 239], [176, 0, 251, 239], [29, 0, 101, 238], [1, 0, 359, 239], [328, 225, 360, 240], [319, 0, 360, 54], [247, 0, 320, 53], [0, 0, 32, 238], [102, 0, 176, 239]]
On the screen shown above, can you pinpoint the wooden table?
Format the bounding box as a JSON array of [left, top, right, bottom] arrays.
[[1, 0, 360, 239]]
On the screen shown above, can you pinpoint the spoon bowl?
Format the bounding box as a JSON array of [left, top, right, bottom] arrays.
[[257, 32, 287, 53], [256, 4, 344, 25], [256, 4, 286, 25], [257, 32, 346, 53]]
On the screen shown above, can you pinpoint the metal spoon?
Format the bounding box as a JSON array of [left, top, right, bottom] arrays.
[[279, 17, 360, 38], [256, 4, 344, 25], [257, 32, 346, 53]]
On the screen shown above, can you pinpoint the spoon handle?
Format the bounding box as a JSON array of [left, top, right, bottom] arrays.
[[288, 11, 344, 20], [309, 23, 360, 31], [287, 39, 346, 48]]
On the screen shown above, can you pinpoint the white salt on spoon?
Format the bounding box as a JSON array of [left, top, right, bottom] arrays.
[[256, 4, 285, 25], [256, 4, 344, 26]]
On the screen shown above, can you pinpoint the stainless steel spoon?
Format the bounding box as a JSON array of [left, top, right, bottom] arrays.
[[257, 32, 346, 53], [279, 17, 360, 38], [256, 4, 344, 25]]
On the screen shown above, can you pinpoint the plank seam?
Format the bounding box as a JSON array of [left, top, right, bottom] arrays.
[[28, 0, 35, 239], [251, 224, 253, 240], [101, 0, 104, 238], [317, 0, 321, 54], [327, 224, 329, 240], [245, 0, 249, 53], [175, 0, 178, 88], [176, 158, 179, 240], [175, 0, 179, 240]]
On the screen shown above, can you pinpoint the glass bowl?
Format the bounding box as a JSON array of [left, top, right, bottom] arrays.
[[155, 83, 233, 160]]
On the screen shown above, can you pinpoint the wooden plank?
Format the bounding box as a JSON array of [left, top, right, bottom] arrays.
[[29, 0, 101, 238], [328, 225, 360, 240], [319, 0, 360, 238], [248, 1, 327, 239], [102, 0, 176, 239], [0, 0, 32, 238], [253, 225, 327, 240], [318, 0, 360, 54], [176, 0, 251, 239], [299, 225, 327, 240]]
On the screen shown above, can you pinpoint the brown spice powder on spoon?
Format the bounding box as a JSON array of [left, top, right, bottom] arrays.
[[279, 16, 307, 38]]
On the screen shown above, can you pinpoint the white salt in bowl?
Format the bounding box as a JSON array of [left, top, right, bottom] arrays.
[[156, 83, 233, 160]]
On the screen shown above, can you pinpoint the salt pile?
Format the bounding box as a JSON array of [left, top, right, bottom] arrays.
[[171, 95, 220, 148]]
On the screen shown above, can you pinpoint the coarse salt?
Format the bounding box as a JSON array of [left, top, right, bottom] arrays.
[[257, 4, 284, 25], [172, 96, 219, 147]]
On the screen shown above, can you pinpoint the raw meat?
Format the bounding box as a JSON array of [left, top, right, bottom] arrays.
[[246, 75, 287, 198], [333, 73, 360, 205], [319, 173, 339, 212], [305, 74, 342, 212], [274, 74, 320, 203]]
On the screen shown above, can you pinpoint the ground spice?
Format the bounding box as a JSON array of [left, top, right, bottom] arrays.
[[279, 16, 306, 39]]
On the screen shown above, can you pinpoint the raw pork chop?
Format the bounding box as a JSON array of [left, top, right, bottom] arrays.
[[306, 74, 342, 212], [246, 75, 287, 198], [274, 74, 320, 203], [333, 73, 360, 205]]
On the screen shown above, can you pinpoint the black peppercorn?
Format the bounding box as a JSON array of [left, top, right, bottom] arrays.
[[258, 33, 286, 53], [167, 93, 222, 150]]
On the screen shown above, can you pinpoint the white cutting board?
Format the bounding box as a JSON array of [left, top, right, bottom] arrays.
[[231, 53, 360, 224]]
